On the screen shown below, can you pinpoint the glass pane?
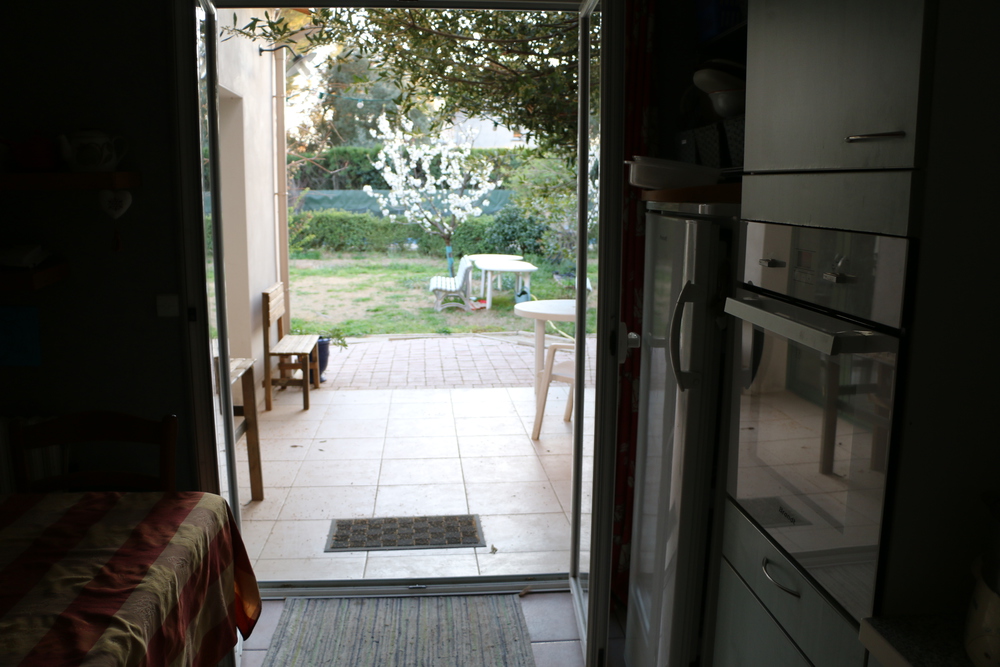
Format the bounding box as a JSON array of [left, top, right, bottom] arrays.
[[732, 315, 896, 620], [574, 5, 601, 604]]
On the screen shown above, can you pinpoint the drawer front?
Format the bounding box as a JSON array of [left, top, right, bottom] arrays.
[[741, 171, 913, 237], [722, 498, 866, 667], [713, 560, 813, 667]]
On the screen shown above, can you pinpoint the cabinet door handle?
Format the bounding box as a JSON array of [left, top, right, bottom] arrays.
[[761, 557, 801, 598], [844, 131, 906, 143]]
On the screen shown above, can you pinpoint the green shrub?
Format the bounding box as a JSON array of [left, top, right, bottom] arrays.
[[451, 215, 494, 256], [290, 146, 388, 191], [415, 230, 447, 256], [483, 206, 548, 256], [289, 210, 450, 254]]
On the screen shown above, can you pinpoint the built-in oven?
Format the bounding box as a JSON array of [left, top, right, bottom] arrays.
[[724, 221, 908, 621]]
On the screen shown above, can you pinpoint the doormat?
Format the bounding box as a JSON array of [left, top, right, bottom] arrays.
[[262, 595, 536, 667], [741, 496, 812, 528], [325, 515, 485, 552]]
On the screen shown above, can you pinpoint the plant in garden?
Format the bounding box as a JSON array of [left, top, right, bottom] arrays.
[[362, 113, 499, 264], [483, 206, 547, 256], [509, 136, 599, 263], [225, 8, 599, 158]]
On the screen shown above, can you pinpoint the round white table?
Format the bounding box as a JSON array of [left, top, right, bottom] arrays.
[[474, 257, 538, 309], [514, 299, 576, 394]]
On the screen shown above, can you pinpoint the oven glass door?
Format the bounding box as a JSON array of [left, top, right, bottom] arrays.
[[725, 294, 897, 620]]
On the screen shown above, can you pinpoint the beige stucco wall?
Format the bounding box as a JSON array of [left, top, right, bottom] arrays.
[[216, 10, 282, 406]]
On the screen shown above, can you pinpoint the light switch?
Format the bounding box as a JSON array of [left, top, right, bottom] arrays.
[[157, 294, 180, 317]]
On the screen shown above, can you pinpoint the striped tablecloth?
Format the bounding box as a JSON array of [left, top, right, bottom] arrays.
[[0, 492, 261, 666]]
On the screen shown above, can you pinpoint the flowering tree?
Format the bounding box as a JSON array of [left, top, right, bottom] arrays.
[[362, 114, 498, 272]]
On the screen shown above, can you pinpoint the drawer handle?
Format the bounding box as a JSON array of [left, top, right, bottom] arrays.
[[844, 131, 906, 143], [761, 557, 801, 598]]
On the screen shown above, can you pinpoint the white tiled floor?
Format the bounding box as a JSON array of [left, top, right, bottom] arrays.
[[234, 385, 596, 581]]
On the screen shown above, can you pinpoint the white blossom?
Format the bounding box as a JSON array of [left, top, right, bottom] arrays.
[[365, 113, 498, 245]]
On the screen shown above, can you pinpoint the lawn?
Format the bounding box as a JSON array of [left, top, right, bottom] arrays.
[[287, 250, 598, 338]]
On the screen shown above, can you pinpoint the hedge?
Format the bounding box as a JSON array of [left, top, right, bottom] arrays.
[[289, 205, 553, 259]]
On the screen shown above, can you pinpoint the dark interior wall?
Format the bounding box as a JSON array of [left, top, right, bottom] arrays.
[[0, 1, 201, 489], [876, 0, 1000, 616]]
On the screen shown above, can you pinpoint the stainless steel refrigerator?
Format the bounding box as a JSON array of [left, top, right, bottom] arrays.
[[625, 202, 738, 667]]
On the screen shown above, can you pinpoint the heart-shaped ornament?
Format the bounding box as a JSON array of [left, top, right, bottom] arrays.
[[99, 189, 132, 219]]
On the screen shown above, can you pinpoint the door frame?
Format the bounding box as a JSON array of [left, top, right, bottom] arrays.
[[580, 0, 625, 664], [175, 0, 242, 514], [178, 2, 626, 664]]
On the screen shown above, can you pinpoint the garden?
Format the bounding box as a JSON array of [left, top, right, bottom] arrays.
[[227, 8, 600, 342], [285, 207, 598, 340]]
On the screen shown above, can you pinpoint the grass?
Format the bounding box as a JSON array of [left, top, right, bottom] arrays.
[[287, 250, 598, 338]]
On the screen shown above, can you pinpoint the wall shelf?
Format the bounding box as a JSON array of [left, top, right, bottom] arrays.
[[0, 171, 142, 190]]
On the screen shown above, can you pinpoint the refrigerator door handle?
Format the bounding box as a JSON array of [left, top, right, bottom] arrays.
[[669, 281, 700, 391]]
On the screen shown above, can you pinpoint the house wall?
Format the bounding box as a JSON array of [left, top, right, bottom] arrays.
[[216, 10, 281, 406]]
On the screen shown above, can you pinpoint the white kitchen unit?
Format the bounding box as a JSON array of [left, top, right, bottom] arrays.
[[743, 0, 924, 172], [625, 204, 736, 667], [712, 559, 812, 667], [708, 0, 1000, 666], [716, 500, 866, 667]]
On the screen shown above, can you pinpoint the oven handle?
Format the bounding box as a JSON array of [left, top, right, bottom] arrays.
[[669, 281, 700, 391], [724, 297, 892, 355]]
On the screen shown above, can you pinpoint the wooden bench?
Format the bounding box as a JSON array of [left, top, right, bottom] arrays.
[[262, 282, 320, 410]]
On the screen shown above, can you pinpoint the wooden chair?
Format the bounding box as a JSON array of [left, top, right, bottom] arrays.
[[9, 411, 178, 492], [262, 282, 320, 410], [531, 343, 576, 440], [429, 255, 475, 312]]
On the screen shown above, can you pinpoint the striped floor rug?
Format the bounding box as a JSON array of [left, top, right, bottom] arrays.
[[261, 595, 537, 667]]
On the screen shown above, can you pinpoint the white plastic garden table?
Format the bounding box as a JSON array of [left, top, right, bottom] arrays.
[[473, 257, 538, 309], [514, 299, 576, 394], [467, 254, 521, 301]]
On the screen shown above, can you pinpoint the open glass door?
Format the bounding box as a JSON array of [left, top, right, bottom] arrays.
[[195, 0, 241, 522], [573, 2, 621, 665]]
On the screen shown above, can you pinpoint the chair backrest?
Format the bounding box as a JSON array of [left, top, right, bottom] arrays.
[[455, 255, 473, 287], [262, 282, 288, 345], [10, 411, 179, 493]]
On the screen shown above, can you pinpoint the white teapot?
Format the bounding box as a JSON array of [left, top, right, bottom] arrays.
[[59, 131, 127, 172]]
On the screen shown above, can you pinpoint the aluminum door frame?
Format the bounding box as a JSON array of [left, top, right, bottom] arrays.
[[177, 4, 626, 665]]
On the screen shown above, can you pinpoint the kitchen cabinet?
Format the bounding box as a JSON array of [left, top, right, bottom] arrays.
[[743, 0, 925, 172], [712, 560, 812, 667], [709, 0, 1000, 662], [740, 171, 912, 235]]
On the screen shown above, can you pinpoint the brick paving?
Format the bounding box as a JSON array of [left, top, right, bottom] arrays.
[[322, 332, 598, 390]]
